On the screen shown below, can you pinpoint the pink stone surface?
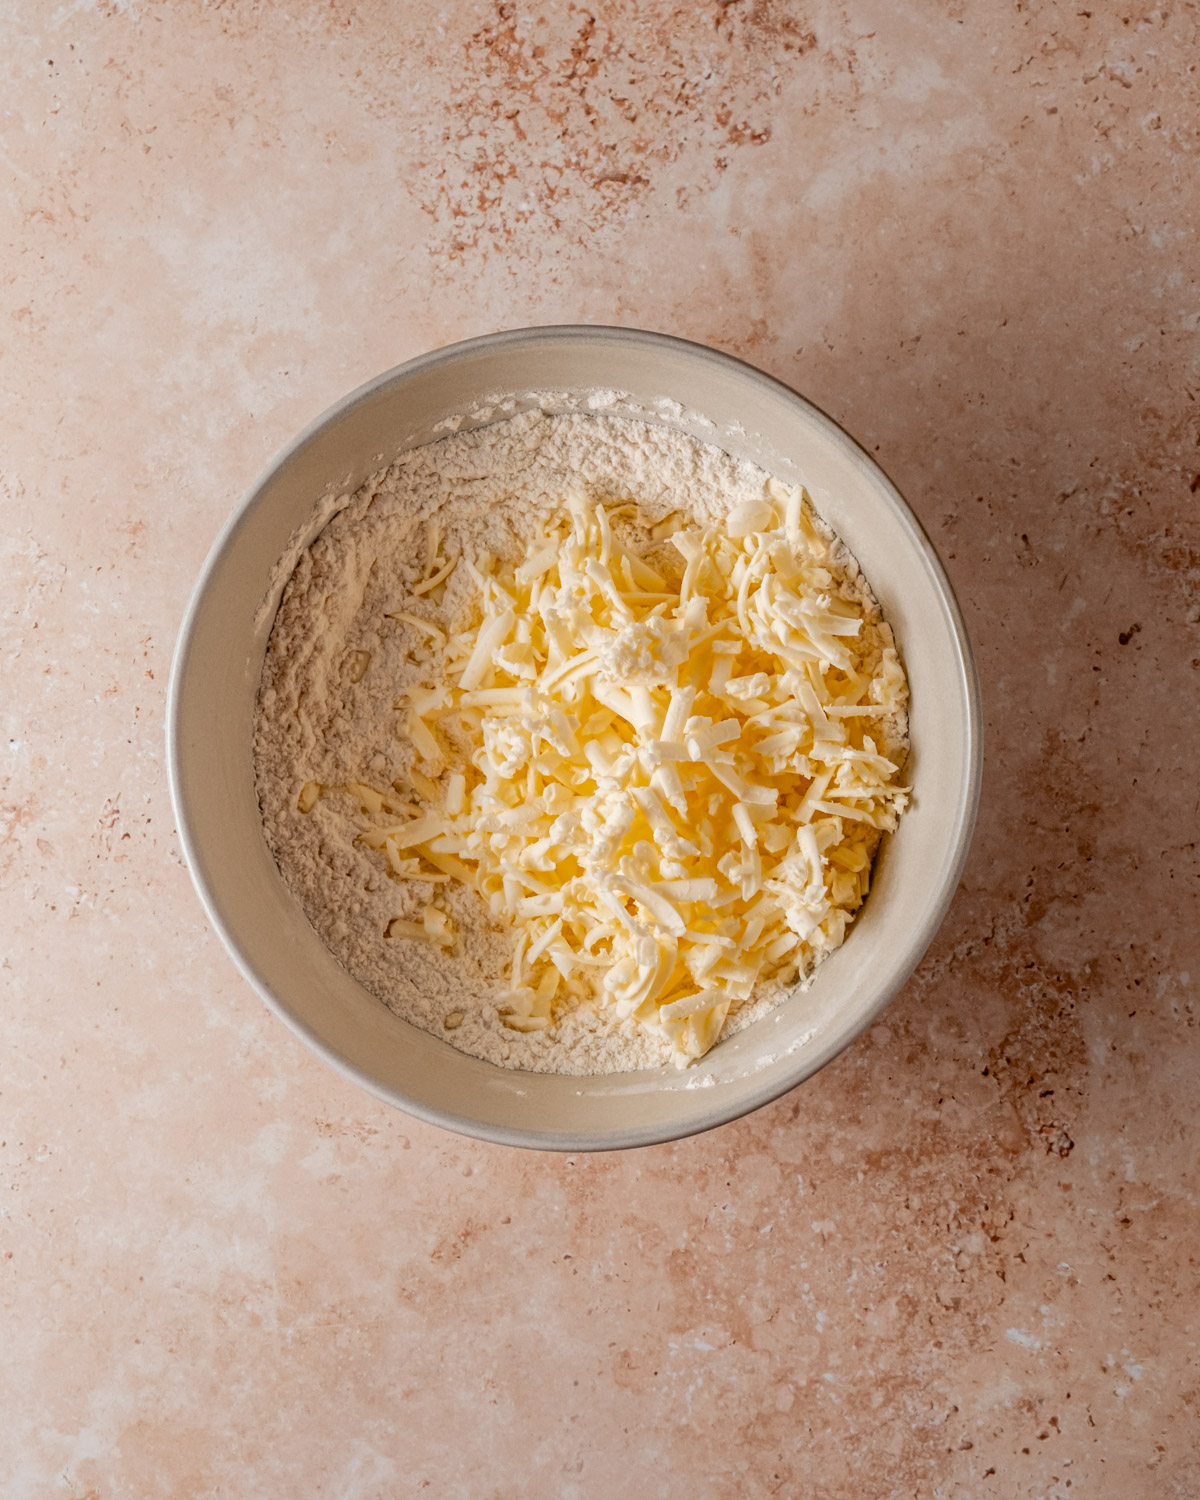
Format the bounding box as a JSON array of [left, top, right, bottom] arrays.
[[3, 2, 1199, 1495]]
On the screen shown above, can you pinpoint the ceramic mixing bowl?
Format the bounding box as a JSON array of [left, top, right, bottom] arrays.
[[167, 326, 982, 1150]]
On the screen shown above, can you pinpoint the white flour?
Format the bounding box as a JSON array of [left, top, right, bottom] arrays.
[[254, 409, 902, 1075]]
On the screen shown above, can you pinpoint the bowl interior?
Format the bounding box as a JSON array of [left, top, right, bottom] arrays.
[[169, 328, 980, 1150]]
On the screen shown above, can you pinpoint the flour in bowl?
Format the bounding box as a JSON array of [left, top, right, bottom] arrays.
[[254, 410, 908, 1075]]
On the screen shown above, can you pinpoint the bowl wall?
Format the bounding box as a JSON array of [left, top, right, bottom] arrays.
[[168, 327, 982, 1150]]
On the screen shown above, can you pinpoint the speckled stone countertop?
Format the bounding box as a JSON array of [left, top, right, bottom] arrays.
[[4, 3, 1198, 1496]]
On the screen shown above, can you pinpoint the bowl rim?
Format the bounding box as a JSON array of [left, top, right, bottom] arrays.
[[167, 324, 983, 1150]]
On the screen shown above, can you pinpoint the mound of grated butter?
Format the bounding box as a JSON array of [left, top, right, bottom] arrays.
[[318, 482, 909, 1067]]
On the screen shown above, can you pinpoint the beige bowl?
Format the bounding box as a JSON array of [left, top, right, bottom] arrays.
[[167, 327, 981, 1150]]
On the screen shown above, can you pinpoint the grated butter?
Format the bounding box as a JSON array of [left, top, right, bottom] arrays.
[[361, 486, 908, 1066]]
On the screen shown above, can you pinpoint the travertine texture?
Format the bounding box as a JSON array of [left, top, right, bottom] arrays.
[[2, 2, 1197, 1496]]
